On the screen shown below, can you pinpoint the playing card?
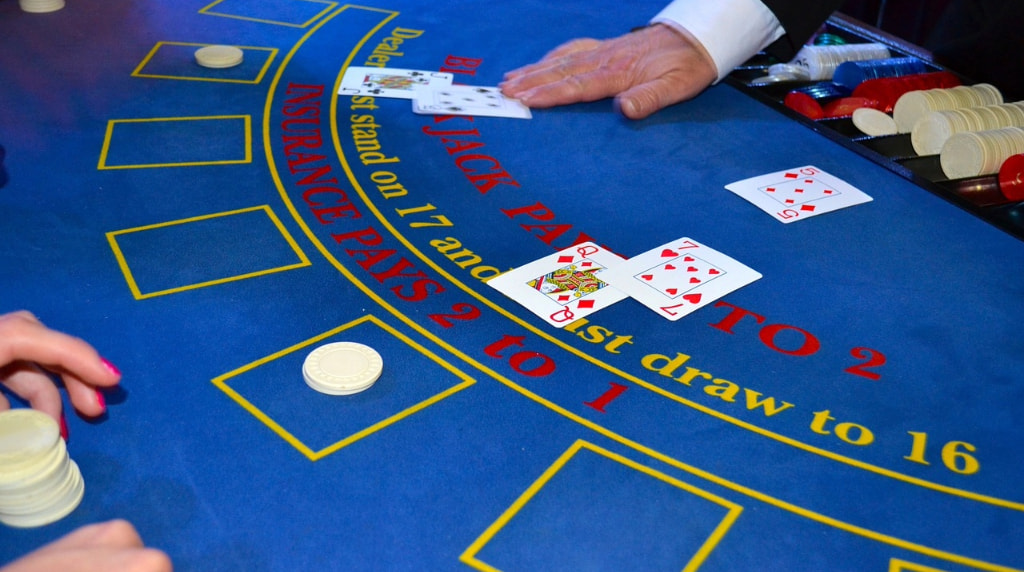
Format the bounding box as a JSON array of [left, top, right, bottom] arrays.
[[338, 67, 453, 99], [488, 242, 626, 327], [412, 85, 532, 119], [601, 238, 761, 321], [725, 165, 872, 223]]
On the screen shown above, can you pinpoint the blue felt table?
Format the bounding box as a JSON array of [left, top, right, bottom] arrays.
[[1, 1, 1022, 570]]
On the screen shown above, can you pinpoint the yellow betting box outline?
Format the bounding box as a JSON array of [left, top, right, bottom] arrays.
[[210, 314, 476, 461], [263, 7, 1023, 572], [132, 42, 278, 84], [97, 115, 252, 170], [889, 558, 955, 572], [106, 205, 311, 300], [460, 440, 743, 572], [199, 0, 336, 28]]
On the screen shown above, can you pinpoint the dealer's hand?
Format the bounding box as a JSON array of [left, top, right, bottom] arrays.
[[0, 311, 120, 425], [0, 520, 171, 572], [500, 23, 718, 119]]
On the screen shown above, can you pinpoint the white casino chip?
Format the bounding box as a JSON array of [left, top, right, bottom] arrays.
[[0, 409, 84, 528], [0, 409, 60, 469], [194, 45, 244, 69], [18, 0, 65, 13], [852, 108, 898, 137], [302, 342, 383, 395], [894, 84, 1003, 133]]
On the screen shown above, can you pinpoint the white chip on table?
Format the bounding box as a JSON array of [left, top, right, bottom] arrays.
[[194, 45, 244, 69], [302, 342, 383, 395], [18, 0, 65, 13]]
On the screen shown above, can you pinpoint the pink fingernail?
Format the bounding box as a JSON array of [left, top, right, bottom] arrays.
[[59, 414, 69, 441], [100, 357, 121, 377], [95, 390, 106, 412]]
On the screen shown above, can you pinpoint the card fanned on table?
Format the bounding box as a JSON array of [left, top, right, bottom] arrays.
[[600, 237, 762, 321], [337, 66, 531, 119], [490, 238, 761, 325], [412, 85, 532, 119], [338, 66, 453, 99], [487, 242, 626, 328]]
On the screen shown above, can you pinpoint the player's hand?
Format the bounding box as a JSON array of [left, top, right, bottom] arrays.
[[0, 519, 172, 572], [500, 23, 718, 120], [0, 311, 120, 425]]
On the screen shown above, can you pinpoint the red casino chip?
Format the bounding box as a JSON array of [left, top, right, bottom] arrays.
[[852, 71, 961, 113], [998, 153, 1024, 202], [784, 91, 825, 120], [822, 97, 882, 118]]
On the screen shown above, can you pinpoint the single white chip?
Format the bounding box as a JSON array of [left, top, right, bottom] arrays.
[[767, 63, 811, 81], [852, 108, 898, 137], [194, 45, 244, 69], [302, 342, 383, 395], [750, 72, 803, 84], [18, 0, 65, 13]]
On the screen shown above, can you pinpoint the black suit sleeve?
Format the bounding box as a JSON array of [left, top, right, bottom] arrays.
[[760, 0, 848, 60]]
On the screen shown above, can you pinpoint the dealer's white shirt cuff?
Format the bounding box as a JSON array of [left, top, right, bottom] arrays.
[[651, 0, 785, 82]]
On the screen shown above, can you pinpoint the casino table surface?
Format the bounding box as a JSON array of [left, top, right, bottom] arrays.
[[1, 1, 1023, 571]]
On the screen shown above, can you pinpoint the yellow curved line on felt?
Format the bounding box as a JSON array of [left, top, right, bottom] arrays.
[[319, 10, 1024, 516], [258, 6, 1023, 572]]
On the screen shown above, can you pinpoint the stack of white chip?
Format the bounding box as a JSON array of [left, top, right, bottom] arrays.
[[893, 84, 1003, 133], [940, 127, 1024, 179], [787, 43, 891, 81], [302, 342, 383, 395], [912, 101, 1024, 155], [18, 0, 64, 12], [0, 409, 84, 528]]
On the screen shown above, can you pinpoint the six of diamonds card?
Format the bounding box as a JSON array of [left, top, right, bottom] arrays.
[[487, 242, 626, 327], [599, 238, 762, 321], [725, 165, 872, 223]]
